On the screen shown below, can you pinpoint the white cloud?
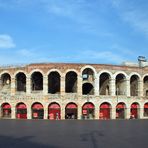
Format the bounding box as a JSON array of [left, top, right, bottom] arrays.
[[110, 0, 148, 37], [17, 49, 33, 57], [80, 50, 125, 64], [0, 0, 32, 9], [46, 49, 127, 64], [110, 44, 134, 55], [110, 0, 123, 8], [0, 34, 16, 48], [45, 0, 91, 23], [123, 10, 148, 36]]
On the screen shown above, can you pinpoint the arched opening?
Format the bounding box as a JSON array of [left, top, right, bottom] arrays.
[[130, 103, 139, 119], [31, 72, 43, 91], [48, 103, 61, 120], [16, 103, 27, 119], [99, 73, 110, 95], [82, 83, 94, 95], [116, 74, 126, 95], [16, 72, 26, 92], [144, 103, 148, 117], [65, 71, 77, 93], [143, 76, 148, 97], [116, 103, 126, 119], [130, 75, 139, 96], [1, 103, 11, 118], [0, 73, 11, 93], [82, 102, 94, 119], [32, 103, 44, 119], [48, 72, 60, 94], [82, 68, 94, 82], [99, 103, 111, 119], [65, 103, 77, 119]]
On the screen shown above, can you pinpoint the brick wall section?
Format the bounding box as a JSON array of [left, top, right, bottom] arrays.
[[0, 63, 148, 75], [0, 62, 148, 120]]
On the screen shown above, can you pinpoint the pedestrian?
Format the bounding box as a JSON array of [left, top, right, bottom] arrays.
[[56, 112, 59, 120]]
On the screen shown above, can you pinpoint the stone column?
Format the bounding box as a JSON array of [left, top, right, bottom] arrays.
[[27, 105, 32, 119], [11, 76, 16, 95], [11, 106, 16, 119], [94, 74, 99, 96], [43, 75, 48, 95], [111, 107, 116, 119], [126, 107, 131, 119], [77, 103, 82, 119], [61, 104, 65, 120], [77, 75, 82, 95], [61, 75, 65, 95], [126, 79, 130, 97], [26, 75, 31, 95], [138, 80, 143, 97], [44, 108, 48, 119], [139, 107, 143, 119], [110, 78, 115, 96], [95, 106, 99, 119]]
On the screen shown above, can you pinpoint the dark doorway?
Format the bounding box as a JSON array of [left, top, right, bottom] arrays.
[[65, 103, 77, 119], [32, 103, 44, 119]]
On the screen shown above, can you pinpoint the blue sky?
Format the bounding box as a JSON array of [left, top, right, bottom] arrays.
[[0, 0, 148, 65]]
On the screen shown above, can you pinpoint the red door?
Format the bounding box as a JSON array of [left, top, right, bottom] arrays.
[[32, 103, 44, 119], [48, 103, 61, 120], [2, 103, 11, 118], [65, 103, 77, 119], [131, 103, 139, 119], [82, 103, 94, 119], [16, 103, 27, 119], [100, 103, 110, 119]]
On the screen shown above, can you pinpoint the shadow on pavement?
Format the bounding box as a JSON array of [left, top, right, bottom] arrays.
[[0, 135, 58, 148], [80, 130, 104, 148]]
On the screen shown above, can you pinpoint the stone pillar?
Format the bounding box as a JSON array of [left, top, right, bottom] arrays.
[[43, 75, 48, 95], [77, 103, 82, 119], [139, 107, 143, 119], [61, 104, 65, 120], [126, 107, 131, 119], [110, 78, 115, 96], [138, 80, 143, 97], [77, 75, 82, 95], [95, 106, 99, 119], [95, 74, 99, 96], [27, 105, 32, 119], [61, 75, 65, 95], [11, 76, 16, 95], [126, 79, 130, 97], [44, 108, 48, 119], [11, 107, 16, 119], [111, 107, 116, 119], [26, 75, 31, 95]]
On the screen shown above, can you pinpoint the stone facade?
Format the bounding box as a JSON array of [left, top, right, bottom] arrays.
[[0, 63, 148, 120]]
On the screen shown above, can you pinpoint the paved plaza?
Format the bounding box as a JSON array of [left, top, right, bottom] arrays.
[[0, 119, 148, 148]]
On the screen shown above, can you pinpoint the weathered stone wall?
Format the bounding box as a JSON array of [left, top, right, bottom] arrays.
[[0, 63, 148, 120]]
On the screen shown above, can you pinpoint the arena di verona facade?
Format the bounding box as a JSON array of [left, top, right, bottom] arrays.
[[1, 61, 148, 120]]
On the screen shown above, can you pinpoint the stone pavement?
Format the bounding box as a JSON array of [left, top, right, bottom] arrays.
[[0, 119, 147, 148]]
